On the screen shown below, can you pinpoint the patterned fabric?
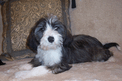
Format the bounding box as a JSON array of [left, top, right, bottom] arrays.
[[2, 0, 70, 59]]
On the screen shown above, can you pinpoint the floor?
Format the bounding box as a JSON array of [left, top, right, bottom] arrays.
[[0, 48, 122, 81]]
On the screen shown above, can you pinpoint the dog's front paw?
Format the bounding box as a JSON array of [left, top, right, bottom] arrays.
[[19, 63, 32, 70], [48, 63, 72, 74], [52, 67, 64, 74], [15, 66, 49, 79]]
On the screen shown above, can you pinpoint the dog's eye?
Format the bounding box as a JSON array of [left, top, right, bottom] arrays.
[[54, 26, 59, 30], [39, 28, 45, 31]]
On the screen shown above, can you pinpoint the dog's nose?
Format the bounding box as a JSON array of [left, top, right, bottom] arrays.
[[48, 36, 54, 43]]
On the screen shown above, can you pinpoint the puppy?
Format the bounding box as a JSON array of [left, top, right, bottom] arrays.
[[26, 15, 120, 74]]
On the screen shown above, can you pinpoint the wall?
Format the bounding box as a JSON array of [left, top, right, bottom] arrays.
[[0, 0, 122, 55], [70, 0, 122, 47]]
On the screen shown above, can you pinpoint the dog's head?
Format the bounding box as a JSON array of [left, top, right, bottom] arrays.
[[26, 15, 73, 52]]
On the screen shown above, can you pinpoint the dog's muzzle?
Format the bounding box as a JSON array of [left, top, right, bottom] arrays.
[[40, 34, 63, 50]]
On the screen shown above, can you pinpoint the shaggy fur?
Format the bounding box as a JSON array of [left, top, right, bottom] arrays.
[[26, 15, 119, 74]]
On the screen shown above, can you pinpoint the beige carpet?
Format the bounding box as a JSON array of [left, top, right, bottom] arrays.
[[0, 48, 122, 81]]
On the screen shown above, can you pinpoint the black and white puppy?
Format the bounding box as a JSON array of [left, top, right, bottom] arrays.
[[27, 15, 120, 74]]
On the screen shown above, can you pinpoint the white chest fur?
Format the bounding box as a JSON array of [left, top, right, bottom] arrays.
[[36, 46, 62, 66]]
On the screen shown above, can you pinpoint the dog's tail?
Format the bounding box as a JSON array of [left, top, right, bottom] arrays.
[[103, 42, 121, 51]]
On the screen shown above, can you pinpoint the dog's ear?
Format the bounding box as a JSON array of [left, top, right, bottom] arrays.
[[63, 28, 73, 47], [26, 28, 39, 53]]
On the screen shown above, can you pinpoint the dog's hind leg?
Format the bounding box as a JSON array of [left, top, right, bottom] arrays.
[[92, 49, 113, 62]]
